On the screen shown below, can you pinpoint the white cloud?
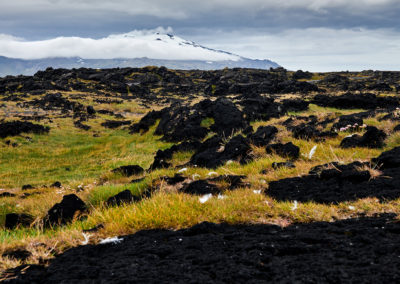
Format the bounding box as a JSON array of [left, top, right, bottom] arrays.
[[0, 28, 240, 61], [1, 0, 397, 18], [1, 25, 399, 71], [196, 27, 400, 71]]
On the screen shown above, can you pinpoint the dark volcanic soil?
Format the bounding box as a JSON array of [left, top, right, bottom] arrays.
[[6, 214, 400, 283], [267, 160, 400, 204]]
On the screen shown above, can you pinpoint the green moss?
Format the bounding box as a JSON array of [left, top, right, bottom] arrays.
[[200, 117, 215, 128]]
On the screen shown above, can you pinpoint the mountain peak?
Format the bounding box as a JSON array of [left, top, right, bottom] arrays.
[[0, 29, 280, 76]]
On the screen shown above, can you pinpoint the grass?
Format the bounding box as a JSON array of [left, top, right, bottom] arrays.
[[1, 92, 400, 272], [0, 119, 172, 189]]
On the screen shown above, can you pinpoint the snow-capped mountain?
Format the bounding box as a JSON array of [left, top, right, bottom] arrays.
[[0, 30, 279, 76]]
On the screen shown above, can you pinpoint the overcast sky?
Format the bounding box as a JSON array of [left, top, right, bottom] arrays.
[[0, 0, 399, 71]]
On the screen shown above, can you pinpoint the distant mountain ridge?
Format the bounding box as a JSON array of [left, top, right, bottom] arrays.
[[0, 32, 279, 76], [0, 56, 280, 77]]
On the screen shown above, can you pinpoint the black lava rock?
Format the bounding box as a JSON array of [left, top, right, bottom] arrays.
[[112, 165, 144, 176], [281, 99, 309, 112], [149, 141, 201, 171], [5, 213, 34, 229], [86, 106, 96, 115], [332, 114, 364, 131], [271, 161, 296, 169], [291, 123, 337, 141], [189, 135, 252, 168], [107, 190, 136, 206], [372, 147, 400, 169], [51, 181, 62, 188], [21, 184, 34, 190], [161, 174, 186, 185], [0, 192, 16, 198], [101, 120, 131, 129], [248, 126, 278, 146], [208, 175, 248, 189], [180, 180, 220, 195], [74, 120, 91, 131], [340, 126, 386, 148], [11, 215, 400, 283], [312, 92, 400, 109], [266, 142, 300, 160], [340, 134, 362, 148], [267, 159, 400, 203], [0, 121, 49, 138], [44, 194, 86, 226], [2, 249, 32, 261]]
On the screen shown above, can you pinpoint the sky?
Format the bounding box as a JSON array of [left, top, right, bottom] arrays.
[[0, 0, 399, 71]]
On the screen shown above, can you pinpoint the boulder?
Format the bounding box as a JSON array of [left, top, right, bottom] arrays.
[[266, 142, 300, 160], [0, 192, 16, 198], [44, 194, 86, 226], [332, 115, 363, 131], [51, 181, 62, 188], [271, 161, 296, 169], [107, 190, 136, 206], [248, 126, 278, 147], [180, 180, 220, 195], [101, 120, 131, 129], [5, 213, 34, 229], [340, 126, 386, 148], [372, 147, 400, 169], [281, 99, 309, 112], [189, 135, 251, 168], [0, 121, 49, 138], [112, 165, 144, 176]]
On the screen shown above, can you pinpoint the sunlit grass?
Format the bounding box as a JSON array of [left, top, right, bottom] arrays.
[[1, 93, 400, 273]]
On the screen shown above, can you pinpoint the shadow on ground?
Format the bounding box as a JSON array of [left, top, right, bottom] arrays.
[[267, 160, 400, 204], [5, 214, 400, 283]]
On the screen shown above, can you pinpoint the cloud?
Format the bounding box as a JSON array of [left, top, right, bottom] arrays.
[[2, 0, 398, 16], [0, 1, 399, 71], [1, 26, 399, 71], [0, 28, 240, 61], [194, 27, 400, 71], [1, 0, 400, 41]]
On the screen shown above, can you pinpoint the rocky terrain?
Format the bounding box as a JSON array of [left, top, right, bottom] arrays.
[[1, 67, 400, 282]]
